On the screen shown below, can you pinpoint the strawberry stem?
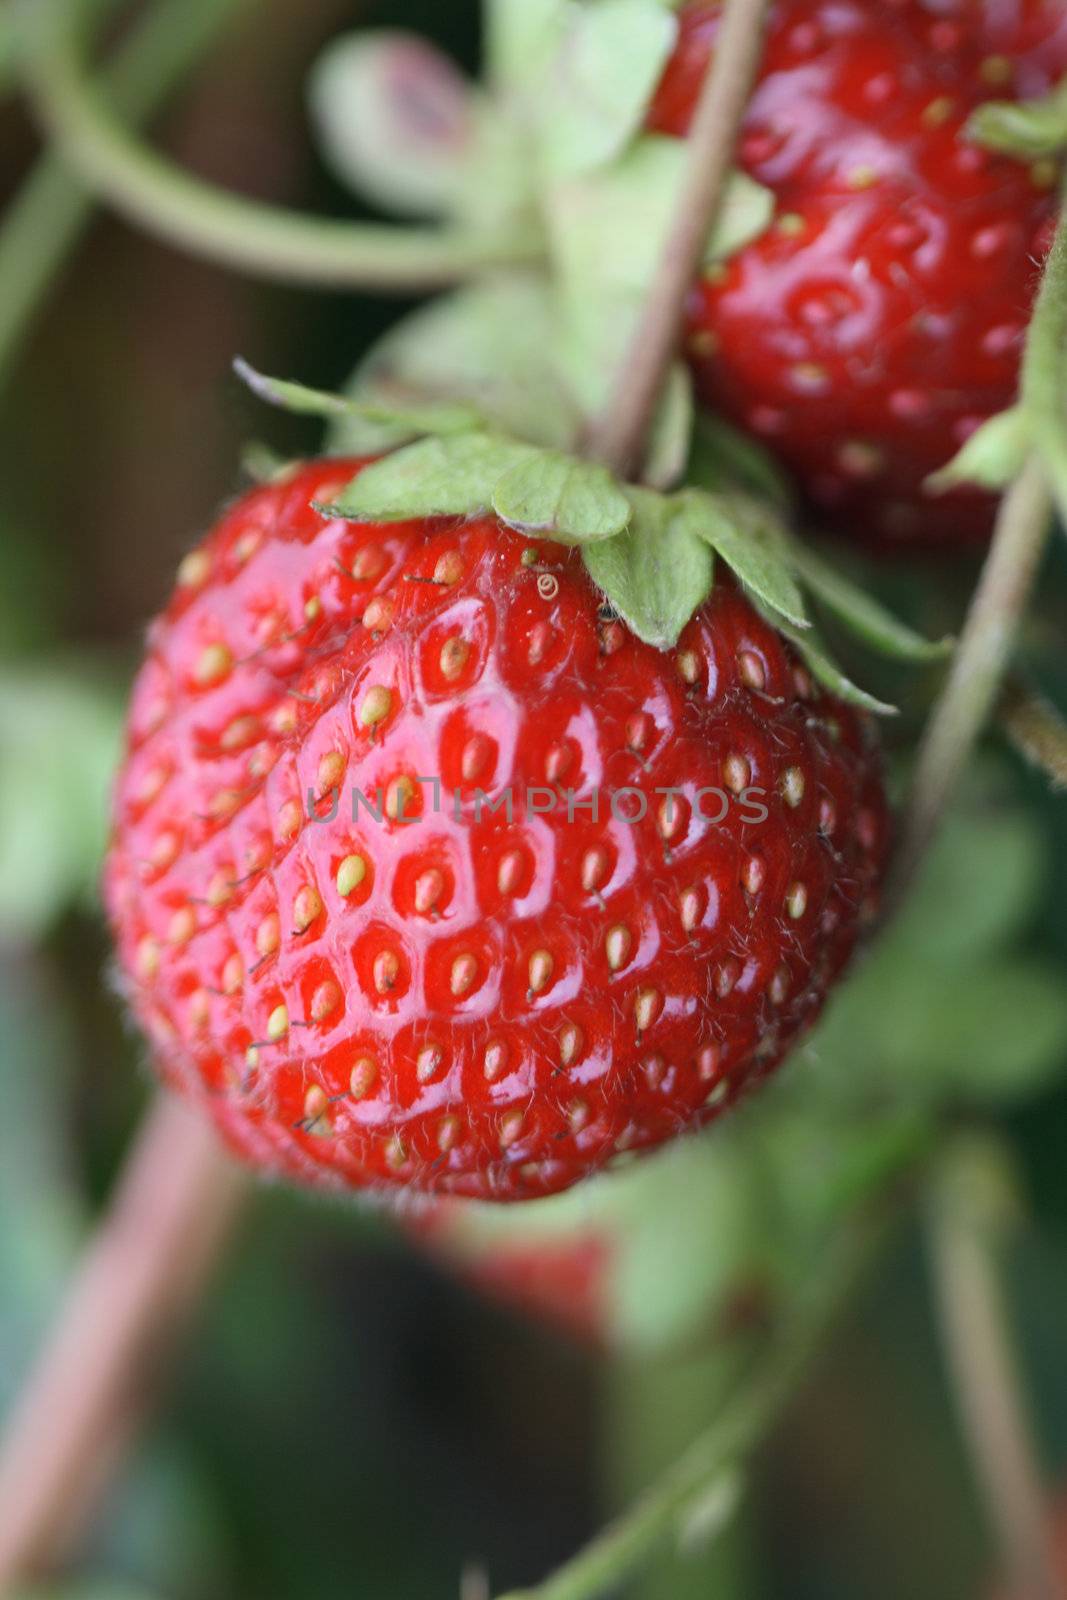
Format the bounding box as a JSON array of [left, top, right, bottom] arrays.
[[0, 1096, 246, 1586], [890, 196, 1067, 907], [926, 1138, 1063, 1600], [22, 0, 544, 291], [493, 1220, 883, 1600], [585, 0, 773, 480], [0, 0, 245, 390]]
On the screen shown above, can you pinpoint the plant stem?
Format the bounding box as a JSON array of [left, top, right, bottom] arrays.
[[22, 0, 543, 292], [1000, 678, 1067, 790], [585, 0, 772, 479], [0, 1095, 248, 1590], [889, 456, 1052, 906], [927, 1138, 1065, 1600], [1022, 190, 1067, 525], [891, 193, 1067, 904], [494, 1227, 875, 1600], [0, 0, 245, 390]]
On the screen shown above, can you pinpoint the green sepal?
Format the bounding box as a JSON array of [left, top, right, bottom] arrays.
[[967, 83, 1067, 160], [491, 451, 632, 540], [926, 406, 1030, 494], [533, 0, 679, 179], [550, 143, 773, 413], [582, 488, 715, 649], [320, 432, 633, 544], [241, 441, 298, 485], [315, 433, 529, 522], [689, 414, 794, 507], [307, 32, 479, 217], [789, 543, 953, 662], [331, 280, 582, 454], [678, 490, 809, 630], [756, 606, 897, 717], [643, 364, 695, 492], [233, 358, 483, 438]]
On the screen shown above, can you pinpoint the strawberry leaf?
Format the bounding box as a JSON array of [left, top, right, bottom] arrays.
[[492, 451, 631, 541], [535, 0, 679, 178], [678, 491, 809, 630], [317, 434, 531, 522], [234, 358, 483, 437], [756, 608, 896, 716], [789, 543, 953, 662], [582, 489, 714, 649], [926, 407, 1030, 494]]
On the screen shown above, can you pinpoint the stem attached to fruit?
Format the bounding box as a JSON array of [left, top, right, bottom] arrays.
[[585, 0, 773, 480], [927, 1139, 1066, 1600], [494, 1225, 878, 1600], [890, 457, 1052, 906], [0, 1096, 247, 1590], [0, 0, 246, 390], [891, 197, 1067, 906], [22, 0, 544, 292]]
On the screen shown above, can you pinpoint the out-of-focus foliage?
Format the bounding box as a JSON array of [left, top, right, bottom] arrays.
[[0, 668, 121, 940]]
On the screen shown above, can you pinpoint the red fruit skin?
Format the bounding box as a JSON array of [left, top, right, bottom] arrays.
[[650, 0, 1067, 548], [105, 460, 889, 1201]]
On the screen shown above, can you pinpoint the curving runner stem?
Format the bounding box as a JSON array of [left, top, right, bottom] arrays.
[[0, 1096, 247, 1591]]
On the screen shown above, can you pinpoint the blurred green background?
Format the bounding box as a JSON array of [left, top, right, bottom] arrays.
[[3, 3, 1067, 1597]]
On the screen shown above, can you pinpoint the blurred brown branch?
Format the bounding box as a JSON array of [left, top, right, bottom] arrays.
[[0, 1095, 248, 1592]]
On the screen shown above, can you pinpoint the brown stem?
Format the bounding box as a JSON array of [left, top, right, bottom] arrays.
[[927, 1140, 1066, 1600], [887, 456, 1052, 913], [0, 1095, 248, 1592], [585, 0, 773, 479]]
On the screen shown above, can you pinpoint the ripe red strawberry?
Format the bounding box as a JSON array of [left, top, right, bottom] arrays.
[[105, 458, 888, 1201], [649, 0, 1067, 547]]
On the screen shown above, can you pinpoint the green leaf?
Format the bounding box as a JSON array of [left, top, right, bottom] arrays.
[[0, 668, 123, 939], [678, 491, 809, 629], [307, 32, 479, 216], [492, 451, 631, 541], [234, 358, 482, 437], [485, 0, 568, 92], [582, 489, 714, 649], [332, 279, 582, 454], [643, 364, 695, 491], [761, 609, 897, 716], [926, 407, 1030, 493], [789, 543, 953, 662], [535, 1, 679, 178], [705, 168, 778, 264], [817, 957, 1067, 1105], [689, 414, 794, 507], [887, 796, 1046, 967], [967, 85, 1067, 160], [316, 433, 531, 522]]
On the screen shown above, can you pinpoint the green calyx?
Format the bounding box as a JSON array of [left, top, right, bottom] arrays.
[[967, 78, 1067, 162], [238, 360, 949, 711]]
